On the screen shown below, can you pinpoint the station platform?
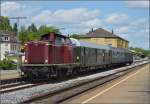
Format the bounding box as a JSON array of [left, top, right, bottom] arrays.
[[60, 64, 150, 104]]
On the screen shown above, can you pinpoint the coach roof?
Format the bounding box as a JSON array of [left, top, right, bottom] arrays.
[[70, 38, 111, 50]]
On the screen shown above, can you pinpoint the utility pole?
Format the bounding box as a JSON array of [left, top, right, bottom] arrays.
[[9, 17, 27, 74], [112, 28, 114, 34]]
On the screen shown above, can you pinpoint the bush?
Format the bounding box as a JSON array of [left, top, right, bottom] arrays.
[[0, 59, 16, 70]]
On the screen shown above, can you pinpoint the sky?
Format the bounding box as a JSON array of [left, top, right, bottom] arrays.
[[1, 0, 149, 49]]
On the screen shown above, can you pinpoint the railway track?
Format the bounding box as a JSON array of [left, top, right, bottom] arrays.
[[0, 83, 37, 93], [0, 80, 51, 94], [0, 82, 27, 89]]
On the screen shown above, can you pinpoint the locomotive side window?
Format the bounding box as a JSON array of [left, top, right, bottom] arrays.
[[65, 38, 72, 44], [55, 36, 65, 44], [40, 34, 49, 41]]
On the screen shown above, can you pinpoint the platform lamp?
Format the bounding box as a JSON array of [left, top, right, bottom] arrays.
[[9, 16, 27, 74]]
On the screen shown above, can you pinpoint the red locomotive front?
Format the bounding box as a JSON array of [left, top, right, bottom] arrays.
[[25, 41, 47, 64], [24, 32, 74, 64]]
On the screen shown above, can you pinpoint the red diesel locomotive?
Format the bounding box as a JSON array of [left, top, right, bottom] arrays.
[[25, 33, 74, 64]]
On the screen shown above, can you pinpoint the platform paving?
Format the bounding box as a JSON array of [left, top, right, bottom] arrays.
[[60, 64, 150, 104]]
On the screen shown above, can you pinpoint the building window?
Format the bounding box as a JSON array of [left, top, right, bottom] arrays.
[[4, 36, 9, 41]]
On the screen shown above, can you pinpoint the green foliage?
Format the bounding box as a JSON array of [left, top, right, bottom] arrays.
[[18, 25, 61, 43], [0, 16, 12, 31], [28, 23, 37, 32], [0, 59, 16, 70], [38, 25, 60, 36], [12, 23, 18, 32], [130, 47, 150, 57], [69, 34, 80, 39], [19, 26, 29, 44], [147, 52, 150, 58], [28, 31, 40, 41]]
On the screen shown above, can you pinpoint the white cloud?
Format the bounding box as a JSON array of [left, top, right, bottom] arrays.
[[104, 13, 128, 24], [32, 10, 52, 24], [1, 2, 26, 17], [1, 1, 42, 28], [32, 8, 102, 33], [115, 26, 129, 34], [125, 1, 149, 8], [80, 18, 102, 28], [53, 8, 100, 23], [32, 8, 100, 25], [116, 18, 148, 37], [113, 17, 149, 49]]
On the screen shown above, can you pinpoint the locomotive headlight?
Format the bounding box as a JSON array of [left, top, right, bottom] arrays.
[[45, 59, 48, 63], [24, 59, 27, 63], [76, 56, 79, 60]]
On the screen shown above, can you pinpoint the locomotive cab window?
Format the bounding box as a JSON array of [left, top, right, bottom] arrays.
[[55, 36, 65, 44]]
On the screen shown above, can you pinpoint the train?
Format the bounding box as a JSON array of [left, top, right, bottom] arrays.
[[21, 32, 133, 79]]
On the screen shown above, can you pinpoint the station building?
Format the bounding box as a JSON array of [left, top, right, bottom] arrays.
[[0, 30, 17, 60], [79, 28, 129, 48]]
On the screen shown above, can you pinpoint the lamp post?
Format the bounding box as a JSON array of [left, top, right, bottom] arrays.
[[9, 17, 27, 73]]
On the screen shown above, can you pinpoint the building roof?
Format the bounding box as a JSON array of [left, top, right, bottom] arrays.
[[0, 30, 17, 43], [80, 28, 128, 42]]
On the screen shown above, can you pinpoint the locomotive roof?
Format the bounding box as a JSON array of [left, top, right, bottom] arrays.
[[70, 38, 111, 50]]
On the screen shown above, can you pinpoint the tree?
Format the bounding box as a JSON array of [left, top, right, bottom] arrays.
[[129, 47, 150, 57], [0, 16, 12, 31], [12, 23, 18, 32], [19, 26, 28, 44], [27, 32, 40, 41], [38, 25, 60, 36], [28, 23, 37, 32], [69, 34, 80, 39]]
